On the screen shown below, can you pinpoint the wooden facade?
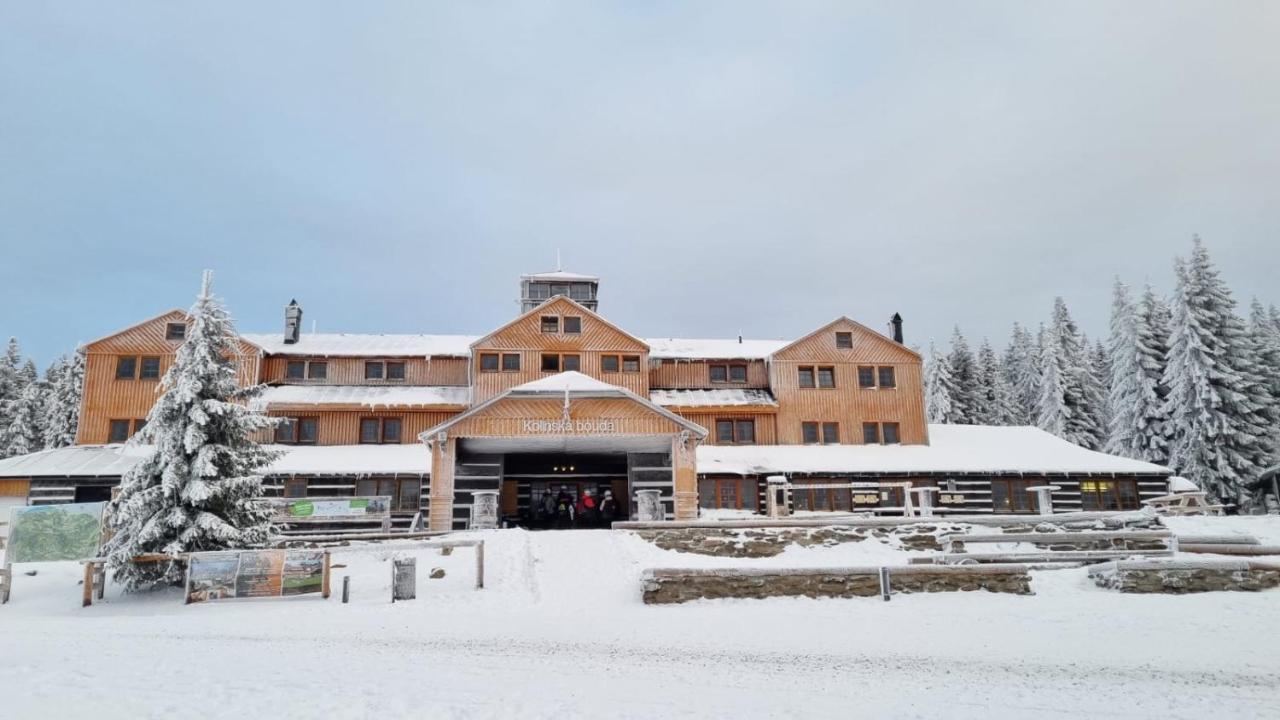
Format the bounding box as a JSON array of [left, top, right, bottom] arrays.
[[28, 281, 1164, 525]]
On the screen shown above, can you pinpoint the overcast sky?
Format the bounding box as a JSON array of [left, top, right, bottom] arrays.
[[2, 2, 1277, 366]]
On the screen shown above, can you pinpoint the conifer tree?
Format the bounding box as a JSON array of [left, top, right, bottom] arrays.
[[104, 272, 280, 591], [1106, 282, 1171, 463], [1002, 323, 1039, 425], [0, 338, 23, 450], [1036, 297, 1104, 448], [1161, 239, 1270, 504], [41, 353, 85, 449], [924, 341, 962, 424], [946, 327, 978, 424], [974, 339, 1018, 425], [1247, 299, 1280, 468], [2, 382, 45, 457]]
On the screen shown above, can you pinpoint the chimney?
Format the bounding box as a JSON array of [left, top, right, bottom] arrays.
[[890, 313, 904, 344], [284, 300, 303, 344]]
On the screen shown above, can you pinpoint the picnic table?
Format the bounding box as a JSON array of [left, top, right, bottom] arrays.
[[1142, 491, 1225, 516]]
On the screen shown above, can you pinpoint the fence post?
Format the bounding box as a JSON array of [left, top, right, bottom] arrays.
[[342, 575, 350, 604], [879, 567, 891, 602], [475, 541, 485, 590], [1, 561, 11, 604], [82, 562, 95, 608], [321, 552, 331, 599]]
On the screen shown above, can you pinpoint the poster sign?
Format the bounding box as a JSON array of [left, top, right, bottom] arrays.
[[185, 549, 327, 604], [274, 496, 390, 521], [6, 502, 106, 563]]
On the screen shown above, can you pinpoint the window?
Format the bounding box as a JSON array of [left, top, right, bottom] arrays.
[[878, 366, 897, 389], [385, 361, 405, 380], [882, 422, 900, 444], [284, 478, 308, 499], [858, 366, 876, 389], [714, 419, 756, 445], [835, 331, 853, 349], [360, 418, 401, 444], [358, 477, 422, 512], [817, 366, 836, 388], [623, 355, 641, 373], [528, 284, 550, 300], [308, 362, 327, 380], [802, 422, 820, 444], [541, 353, 560, 372], [863, 422, 881, 444], [286, 360, 306, 379], [108, 420, 130, 443], [480, 353, 500, 372], [569, 283, 592, 301], [710, 364, 747, 383], [365, 362, 384, 380], [541, 316, 560, 333], [275, 417, 318, 445], [540, 354, 578, 372], [602, 355, 620, 373], [139, 356, 161, 380], [1080, 479, 1140, 511], [165, 322, 186, 341], [502, 353, 520, 371], [133, 419, 147, 434], [698, 478, 756, 510], [563, 316, 582, 334], [990, 479, 1040, 514], [798, 367, 815, 388], [551, 284, 570, 297], [822, 422, 839, 444], [115, 356, 137, 380], [562, 354, 580, 372], [792, 480, 855, 512]]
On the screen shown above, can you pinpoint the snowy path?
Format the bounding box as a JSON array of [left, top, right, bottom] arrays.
[[2, 524, 1279, 719]]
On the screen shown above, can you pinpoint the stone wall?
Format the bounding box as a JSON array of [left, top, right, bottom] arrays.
[[642, 565, 1032, 604], [1089, 560, 1280, 594]]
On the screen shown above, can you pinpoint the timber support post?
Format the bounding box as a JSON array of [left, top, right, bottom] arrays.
[[475, 540, 485, 590]]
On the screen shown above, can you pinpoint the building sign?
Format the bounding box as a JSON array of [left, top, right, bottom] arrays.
[[273, 496, 391, 520], [185, 549, 327, 604], [6, 502, 106, 563], [521, 419, 617, 434]]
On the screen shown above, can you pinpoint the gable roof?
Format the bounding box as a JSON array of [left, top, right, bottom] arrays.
[[470, 295, 648, 350], [79, 309, 188, 352], [770, 316, 921, 362], [419, 371, 707, 440]]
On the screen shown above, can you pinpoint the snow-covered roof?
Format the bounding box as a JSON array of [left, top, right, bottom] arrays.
[[697, 425, 1173, 477], [645, 338, 789, 360], [240, 333, 477, 357], [508, 371, 622, 395], [0, 444, 431, 478], [520, 270, 599, 282], [650, 388, 778, 408], [251, 384, 471, 410]]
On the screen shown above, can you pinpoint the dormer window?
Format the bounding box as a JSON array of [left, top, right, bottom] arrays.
[[541, 316, 560, 333], [165, 322, 187, 341], [710, 364, 747, 383]]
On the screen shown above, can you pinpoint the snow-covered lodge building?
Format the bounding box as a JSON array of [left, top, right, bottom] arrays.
[[0, 271, 1171, 529]]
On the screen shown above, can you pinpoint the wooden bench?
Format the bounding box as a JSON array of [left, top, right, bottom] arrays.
[[938, 530, 1174, 554]]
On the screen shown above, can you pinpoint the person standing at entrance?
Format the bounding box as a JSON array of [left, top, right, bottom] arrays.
[[576, 488, 598, 528], [599, 490, 618, 525], [554, 486, 575, 529]]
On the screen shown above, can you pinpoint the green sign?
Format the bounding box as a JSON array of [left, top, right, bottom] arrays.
[[6, 503, 106, 563]]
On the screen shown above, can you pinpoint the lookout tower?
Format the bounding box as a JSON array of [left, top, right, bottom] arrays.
[[519, 269, 600, 313]]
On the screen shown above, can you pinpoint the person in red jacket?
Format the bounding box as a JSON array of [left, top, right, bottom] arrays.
[[576, 488, 599, 528]]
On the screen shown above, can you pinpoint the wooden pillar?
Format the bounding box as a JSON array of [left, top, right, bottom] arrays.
[[671, 433, 699, 520], [428, 435, 457, 532]]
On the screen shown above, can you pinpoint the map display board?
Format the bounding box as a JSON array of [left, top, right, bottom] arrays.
[[274, 496, 391, 521], [185, 549, 327, 604], [6, 502, 106, 563]]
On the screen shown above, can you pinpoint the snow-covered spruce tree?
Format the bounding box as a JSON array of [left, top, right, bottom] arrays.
[[1085, 335, 1110, 440], [924, 341, 962, 423], [41, 352, 85, 449], [946, 327, 978, 424], [1036, 297, 1104, 449], [2, 382, 45, 457], [1246, 299, 1280, 469], [973, 339, 1018, 425], [1002, 322, 1039, 425], [104, 271, 280, 591], [0, 338, 23, 452], [1161, 240, 1270, 505], [1106, 282, 1171, 464]]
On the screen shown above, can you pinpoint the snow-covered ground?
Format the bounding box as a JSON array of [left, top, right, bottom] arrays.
[[2, 518, 1279, 719]]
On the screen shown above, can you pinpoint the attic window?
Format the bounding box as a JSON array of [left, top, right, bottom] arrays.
[[563, 316, 582, 334], [541, 316, 560, 333], [165, 323, 187, 341], [835, 332, 852, 349]]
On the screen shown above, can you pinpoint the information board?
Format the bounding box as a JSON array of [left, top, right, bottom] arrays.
[[6, 502, 106, 563], [185, 549, 327, 604]]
